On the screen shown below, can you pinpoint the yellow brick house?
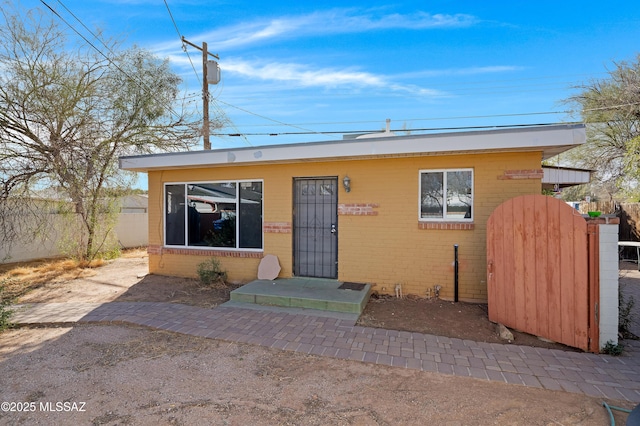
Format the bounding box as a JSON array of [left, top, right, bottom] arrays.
[[119, 124, 585, 302]]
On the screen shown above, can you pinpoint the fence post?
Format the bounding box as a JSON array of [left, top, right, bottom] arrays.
[[587, 222, 600, 352], [587, 216, 620, 352], [598, 218, 620, 351]]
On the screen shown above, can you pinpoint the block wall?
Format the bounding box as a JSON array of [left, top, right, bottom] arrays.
[[598, 223, 619, 348], [146, 151, 542, 300]]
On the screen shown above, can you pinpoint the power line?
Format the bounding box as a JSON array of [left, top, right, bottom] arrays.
[[161, 2, 254, 147], [214, 122, 582, 137], [41, 0, 184, 121], [48, 1, 629, 144], [214, 99, 342, 140], [163, 0, 182, 41], [166, 34, 583, 140], [232, 110, 573, 128], [214, 99, 640, 137], [55, 1, 115, 56], [166, 34, 338, 140], [413, 71, 608, 89], [163, 0, 200, 83], [52, 0, 255, 148], [224, 82, 579, 104]]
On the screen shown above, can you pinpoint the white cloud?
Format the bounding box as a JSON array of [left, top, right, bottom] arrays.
[[219, 58, 449, 97], [159, 55, 516, 100], [161, 53, 453, 98], [334, 11, 477, 31], [149, 9, 483, 98], [152, 9, 477, 52], [223, 59, 382, 87]]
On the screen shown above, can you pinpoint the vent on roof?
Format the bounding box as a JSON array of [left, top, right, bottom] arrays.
[[355, 118, 397, 139]]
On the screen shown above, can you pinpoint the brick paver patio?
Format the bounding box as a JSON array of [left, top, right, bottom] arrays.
[[9, 300, 640, 403]]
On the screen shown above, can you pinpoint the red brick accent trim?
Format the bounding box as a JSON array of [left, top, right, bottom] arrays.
[[263, 222, 292, 233], [147, 245, 263, 258], [418, 222, 475, 230], [338, 203, 379, 216], [498, 169, 544, 180], [147, 245, 162, 255]]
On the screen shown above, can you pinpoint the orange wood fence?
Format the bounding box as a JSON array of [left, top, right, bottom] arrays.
[[487, 195, 599, 352]]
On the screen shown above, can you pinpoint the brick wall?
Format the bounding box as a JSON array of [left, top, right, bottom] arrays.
[[147, 150, 542, 300], [338, 203, 379, 216], [263, 222, 292, 233], [148, 251, 262, 283]]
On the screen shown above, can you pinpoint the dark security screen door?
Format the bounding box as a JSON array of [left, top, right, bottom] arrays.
[[293, 177, 338, 278]]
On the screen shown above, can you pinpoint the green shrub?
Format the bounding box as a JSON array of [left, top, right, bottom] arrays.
[[619, 285, 635, 337], [99, 246, 122, 260], [197, 258, 227, 285], [601, 340, 624, 356], [0, 280, 14, 331]]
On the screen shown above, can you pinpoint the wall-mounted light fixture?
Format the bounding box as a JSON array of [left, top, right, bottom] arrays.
[[343, 175, 351, 193]]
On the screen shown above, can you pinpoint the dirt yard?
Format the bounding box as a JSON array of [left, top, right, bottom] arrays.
[[358, 296, 578, 351], [0, 251, 636, 424]]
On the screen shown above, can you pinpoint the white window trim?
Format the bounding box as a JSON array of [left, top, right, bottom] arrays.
[[418, 168, 474, 222], [163, 179, 264, 251]]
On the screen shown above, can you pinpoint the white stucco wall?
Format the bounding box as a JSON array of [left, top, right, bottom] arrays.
[[1, 213, 148, 263], [599, 223, 619, 349], [0, 214, 66, 263], [113, 213, 148, 248]]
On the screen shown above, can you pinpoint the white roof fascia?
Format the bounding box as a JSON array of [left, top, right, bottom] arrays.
[[119, 124, 586, 172], [542, 167, 591, 185]]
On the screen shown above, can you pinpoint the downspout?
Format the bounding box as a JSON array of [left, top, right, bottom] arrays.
[[454, 244, 459, 302]]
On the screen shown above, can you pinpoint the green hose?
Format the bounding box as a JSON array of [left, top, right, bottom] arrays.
[[602, 401, 632, 426]]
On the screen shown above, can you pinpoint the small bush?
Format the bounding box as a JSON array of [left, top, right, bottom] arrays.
[[0, 280, 14, 331], [601, 340, 624, 356], [619, 285, 635, 337], [99, 247, 121, 261], [197, 258, 227, 285]]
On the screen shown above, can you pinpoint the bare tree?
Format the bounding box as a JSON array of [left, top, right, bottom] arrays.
[[566, 54, 640, 200], [0, 4, 202, 260]]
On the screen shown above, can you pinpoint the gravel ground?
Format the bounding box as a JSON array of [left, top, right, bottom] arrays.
[[0, 255, 637, 425], [0, 324, 629, 425]]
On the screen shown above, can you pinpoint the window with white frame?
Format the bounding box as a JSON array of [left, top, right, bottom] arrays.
[[165, 181, 263, 249], [419, 169, 473, 221]]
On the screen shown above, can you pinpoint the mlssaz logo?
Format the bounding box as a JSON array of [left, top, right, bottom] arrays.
[[39, 402, 87, 412]]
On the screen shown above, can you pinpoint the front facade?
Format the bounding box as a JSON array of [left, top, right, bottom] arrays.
[[121, 124, 586, 302]]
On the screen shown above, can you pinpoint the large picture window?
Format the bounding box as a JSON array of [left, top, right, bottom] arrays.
[[419, 169, 473, 221], [165, 181, 263, 250]]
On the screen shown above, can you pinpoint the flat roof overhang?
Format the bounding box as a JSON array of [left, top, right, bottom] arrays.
[[542, 166, 592, 190], [119, 124, 586, 172]]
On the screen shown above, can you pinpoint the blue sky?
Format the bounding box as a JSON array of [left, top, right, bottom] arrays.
[[19, 0, 640, 149]]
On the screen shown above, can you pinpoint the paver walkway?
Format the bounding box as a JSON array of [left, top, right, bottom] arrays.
[[9, 301, 640, 403]]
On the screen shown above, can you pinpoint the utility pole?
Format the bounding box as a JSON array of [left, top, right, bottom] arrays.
[[181, 37, 220, 150], [201, 41, 210, 150]]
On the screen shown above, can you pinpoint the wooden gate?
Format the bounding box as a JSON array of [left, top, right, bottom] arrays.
[[487, 194, 598, 351]]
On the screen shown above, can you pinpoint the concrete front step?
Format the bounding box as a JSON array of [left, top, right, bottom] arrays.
[[230, 278, 371, 314]]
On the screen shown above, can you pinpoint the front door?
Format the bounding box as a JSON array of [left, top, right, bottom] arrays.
[[293, 177, 338, 278]]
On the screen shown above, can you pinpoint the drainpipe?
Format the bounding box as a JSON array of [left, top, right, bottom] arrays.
[[454, 244, 459, 302]]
